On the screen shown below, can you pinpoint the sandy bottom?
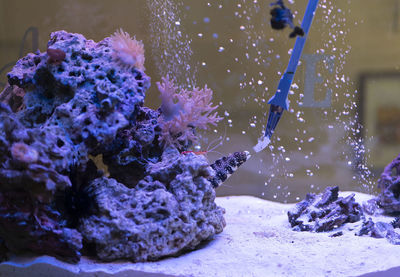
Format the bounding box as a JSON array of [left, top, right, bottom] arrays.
[[1, 193, 400, 277]]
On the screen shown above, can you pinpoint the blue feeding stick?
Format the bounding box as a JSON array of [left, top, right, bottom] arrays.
[[264, 0, 319, 139]]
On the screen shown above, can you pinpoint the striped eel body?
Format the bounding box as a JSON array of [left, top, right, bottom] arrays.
[[208, 151, 251, 188]]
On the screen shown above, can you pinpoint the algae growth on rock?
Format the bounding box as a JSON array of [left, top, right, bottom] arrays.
[[0, 30, 249, 263]]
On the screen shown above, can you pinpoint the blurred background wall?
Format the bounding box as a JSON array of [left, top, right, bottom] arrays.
[[1, 0, 400, 202]]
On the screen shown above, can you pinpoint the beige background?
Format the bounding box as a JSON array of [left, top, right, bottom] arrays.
[[1, 0, 400, 202]]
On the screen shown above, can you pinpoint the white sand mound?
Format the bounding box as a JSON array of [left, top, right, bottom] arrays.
[[1, 193, 400, 277]]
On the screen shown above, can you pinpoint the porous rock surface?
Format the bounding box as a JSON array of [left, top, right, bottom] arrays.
[[0, 103, 82, 262], [0, 30, 225, 263], [288, 186, 363, 232], [289, 181, 400, 246], [375, 153, 400, 214], [354, 153, 400, 245], [80, 147, 225, 262], [356, 217, 400, 245]]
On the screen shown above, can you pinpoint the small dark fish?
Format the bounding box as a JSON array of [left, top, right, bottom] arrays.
[[47, 48, 66, 65], [270, 0, 304, 38]]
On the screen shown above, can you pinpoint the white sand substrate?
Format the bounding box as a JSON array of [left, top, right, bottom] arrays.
[[1, 192, 400, 277]]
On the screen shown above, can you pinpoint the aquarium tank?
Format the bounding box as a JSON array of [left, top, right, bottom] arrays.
[[1, 0, 400, 276]]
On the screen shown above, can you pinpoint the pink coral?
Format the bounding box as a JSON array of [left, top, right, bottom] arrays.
[[11, 142, 39, 164], [110, 28, 145, 71], [157, 77, 222, 148]]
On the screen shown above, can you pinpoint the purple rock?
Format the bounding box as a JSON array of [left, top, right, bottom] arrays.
[[288, 186, 363, 232], [0, 30, 227, 263], [376, 153, 400, 214]]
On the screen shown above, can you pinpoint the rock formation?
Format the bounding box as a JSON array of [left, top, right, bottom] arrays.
[[375, 153, 400, 214], [288, 186, 363, 232], [0, 30, 231, 263]]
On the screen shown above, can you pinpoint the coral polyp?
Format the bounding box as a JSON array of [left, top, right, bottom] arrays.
[[110, 28, 145, 71], [11, 142, 39, 164], [157, 76, 222, 149]]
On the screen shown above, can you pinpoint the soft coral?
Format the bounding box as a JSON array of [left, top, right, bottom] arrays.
[[157, 76, 222, 149]]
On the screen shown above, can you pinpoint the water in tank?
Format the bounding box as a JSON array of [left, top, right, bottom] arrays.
[[0, 1, 400, 276]]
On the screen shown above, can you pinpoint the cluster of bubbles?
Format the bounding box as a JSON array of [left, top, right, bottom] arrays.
[[147, 0, 197, 88], [147, 0, 375, 202], [317, 0, 374, 193], [147, 0, 234, 149], [225, 0, 374, 201]]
